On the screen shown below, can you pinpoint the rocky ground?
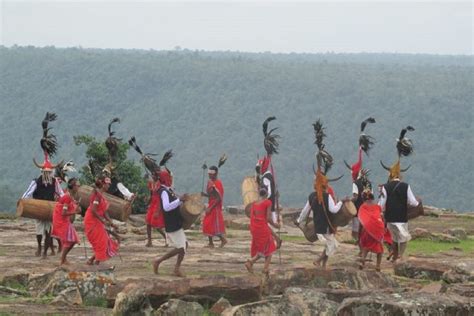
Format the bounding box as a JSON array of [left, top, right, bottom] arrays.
[[0, 206, 473, 315]]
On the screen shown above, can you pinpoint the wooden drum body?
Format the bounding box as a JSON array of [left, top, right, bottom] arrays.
[[299, 220, 318, 242], [329, 201, 357, 227], [180, 193, 205, 230], [242, 176, 259, 218], [408, 198, 424, 220], [17, 198, 56, 221], [76, 185, 132, 222]]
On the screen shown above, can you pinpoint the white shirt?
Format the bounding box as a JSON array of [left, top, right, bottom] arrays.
[[378, 179, 418, 211], [160, 187, 181, 212], [352, 183, 359, 195], [117, 182, 133, 200], [297, 194, 342, 224], [262, 172, 272, 199], [22, 178, 64, 199]]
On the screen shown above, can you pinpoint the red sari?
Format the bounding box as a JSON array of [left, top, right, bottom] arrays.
[[145, 180, 165, 228], [358, 202, 384, 254], [202, 179, 226, 237], [84, 191, 118, 261], [249, 199, 276, 257], [51, 193, 79, 248]]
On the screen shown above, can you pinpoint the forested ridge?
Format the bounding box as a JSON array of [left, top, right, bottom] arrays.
[[1, 46, 472, 212]]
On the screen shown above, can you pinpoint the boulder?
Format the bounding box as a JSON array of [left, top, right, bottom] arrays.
[[443, 228, 467, 240], [442, 262, 474, 284], [226, 218, 250, 230], [441, 283, 474, 298], [0, 273, 29, 288], [112, 283, 153, 316], [153, 299, 204, 316], [431, 233, 460, 243], [107, 275, 261, 308], [51, 286, 83, 306], [411, 227, 431, 239], [209, 297, 233, 315], [394, 260, 451, 281], [130, 227, 147, 235], [277, 287, 338, 315], [28, 267, 115, 303], [264, 267, 398, 295], [337, 292, 473, 315], [221, 298, 280, 316], [226, 206, 244, 215]]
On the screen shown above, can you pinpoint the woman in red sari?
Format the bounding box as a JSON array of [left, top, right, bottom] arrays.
[[358, 188, 385, 271], [51, 178, 81, 265], [202, 166, 227, 248], [145, 171, 167, 247], [245, 187, 280, 275], [84, 176, 119, 265]]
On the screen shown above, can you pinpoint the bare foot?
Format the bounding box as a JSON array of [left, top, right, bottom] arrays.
[[262, 268, 270, 276], [145, 241, 152, 247], [86, 258, 94, 265], [313, 259, 321, 267], [152, 260, 160, 274], [60, 260, 70, 266], [358, 263, 364, 270], [245, 260, 254, 274], [375, 266, 381, 272], [219, 238, 227, 248], [41, 254, 47, 260], [203, 244, 215, 249], [173, 268, 185, 277], [164, 243, 169, 248]]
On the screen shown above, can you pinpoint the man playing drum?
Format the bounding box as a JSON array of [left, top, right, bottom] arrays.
[[379, 126, 420, 263], [152, 165, 189, 277]]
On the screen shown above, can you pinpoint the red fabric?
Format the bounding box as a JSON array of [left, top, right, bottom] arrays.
[[84, 191, 119, 261], [249, 199, 276, 257], [51, 193, 79, 248], [358, 203, 384, 253], [202, 179, 226, 236], [384, 228, 393, 245], [145, 180, 165, 228], [159, 170, 172, 187], [327, 185, 336, 201], [258, 156, 271, 174], [351, 148, 363, 181]]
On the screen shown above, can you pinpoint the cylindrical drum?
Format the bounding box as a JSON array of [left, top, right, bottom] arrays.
[[16, 199, 56, 221], [245, 203, 252, 218], [329, 201, 357, 227], [180, 193, 205, 230], [299, 221, 318, 242], [408, 198, 424, 220], [76, 185, 132, 222], [241, 176, 259, 208]]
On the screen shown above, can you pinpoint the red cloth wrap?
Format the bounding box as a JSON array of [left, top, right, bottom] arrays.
[[202, 179, 226, 236], [249, 199, 276, 257], [145, 180, 165, 228], [51, 193, 79, 248], [358, 203, 384, 253]]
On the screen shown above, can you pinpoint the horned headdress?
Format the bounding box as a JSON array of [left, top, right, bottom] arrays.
[[344, 117, 376, 181], [103, 117, 121, 176], [380, 126, 415, 180], [128, 136, 160, 175], [257, 116, 280, 174]]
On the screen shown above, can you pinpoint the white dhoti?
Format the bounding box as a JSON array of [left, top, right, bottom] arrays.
[[352, 217, 360, 233], [35, 220, 52, 236], [387, 223, 411, 243], [317, 233, 339, 256], [166, 228, 187, 252]]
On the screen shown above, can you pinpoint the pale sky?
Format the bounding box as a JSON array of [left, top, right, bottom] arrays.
[[1, 0, 472, 54]]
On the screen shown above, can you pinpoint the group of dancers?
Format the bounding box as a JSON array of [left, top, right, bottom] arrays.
[[22, 113, 420, 276]]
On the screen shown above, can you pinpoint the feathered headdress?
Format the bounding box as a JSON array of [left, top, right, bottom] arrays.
[[105, 118, 121, 164], [158, 150, 173, 187], [262, 116, 280, 156], [55, 160, 76, 183], [33, 112, 63, 184], [344, 117, 376, 181], [208, 154, 228, 174], [380, 126, 415, 180], [128, 136, 160, 174], [312, 120, 342, 208]]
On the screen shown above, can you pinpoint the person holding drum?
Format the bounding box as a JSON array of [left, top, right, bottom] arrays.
[[152, 168, 189, 277], [84, 176, 120, 265], [379, 126, 420, 263], [245, 187, 279, 275], [51, 178, 82, 265], [201, 156, 228, 248]]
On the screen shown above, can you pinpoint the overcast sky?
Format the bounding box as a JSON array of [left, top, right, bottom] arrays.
[[1, 1, 472, 55]]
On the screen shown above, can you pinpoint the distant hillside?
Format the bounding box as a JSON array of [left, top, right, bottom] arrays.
[[0, 46, 472, 212]]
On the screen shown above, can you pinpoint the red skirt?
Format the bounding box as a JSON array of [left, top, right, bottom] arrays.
[[250, 224, 276, 257], [84, 215, 119, 262], [359, 227, 384, 254], [145, 197, 165, 229], [202, 207, 226, 237]]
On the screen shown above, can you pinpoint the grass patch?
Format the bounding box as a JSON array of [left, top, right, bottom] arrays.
[[407, 237, 474, 255], [84, 297, 108, 308], [1, 281, 28, 293], [0, 212, 16, 220], [281, 235, 307, 242]]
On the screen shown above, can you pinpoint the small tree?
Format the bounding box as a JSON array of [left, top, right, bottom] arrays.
[[74, 135, 148, 214]]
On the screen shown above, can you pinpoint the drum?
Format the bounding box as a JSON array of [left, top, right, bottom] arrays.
[[245, 203, 252, 218], [299, 220, 318, 242], [241, 176, 259, 208], [180, 193, 205, 230], [408, 198, 424, 220], [76, 185, 132, 222], [16, 198, 56, 221], [329, 201, 357, 227]]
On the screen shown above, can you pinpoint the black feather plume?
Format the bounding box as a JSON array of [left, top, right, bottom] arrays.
[[313, 119, 333, 174], [128, 136, 159, 173], [159, 150, 173, 167], [262, 116, 276, 137], [397, 126, 415, 157], [218, 154, 227, 168], [105, 118, 121, 161], [108, 118, 120, 137], [360, 117, 376, 132], [128, 136, 143, 155], [312, 119, 326, 151], [40, 112, 59, 156]]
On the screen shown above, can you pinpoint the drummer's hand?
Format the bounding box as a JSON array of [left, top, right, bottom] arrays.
[[293, 218, 300, 227], [342, 196, 351, 203], [180, 194, 189, 201]]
